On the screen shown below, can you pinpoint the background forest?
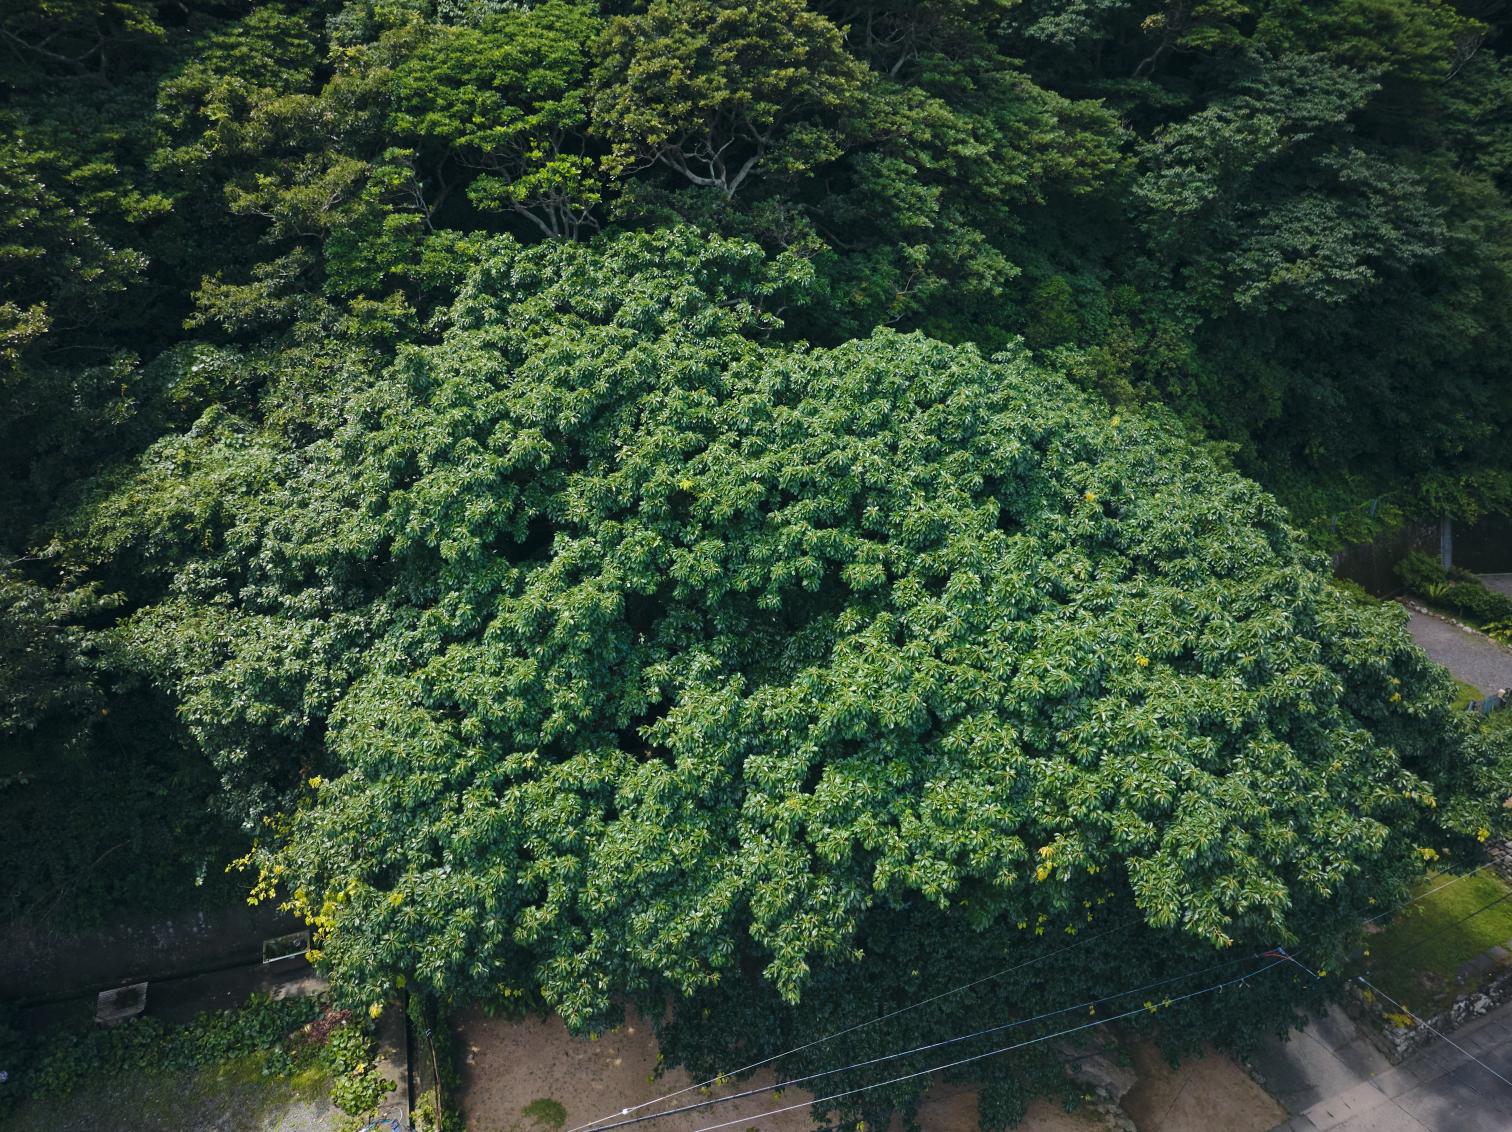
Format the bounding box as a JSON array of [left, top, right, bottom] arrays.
[[3, 1, 1512, 1127]]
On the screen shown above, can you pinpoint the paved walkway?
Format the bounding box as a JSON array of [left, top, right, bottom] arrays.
[[1481, 574, 1512, 601], [1256, 1004, 1512, 1131], [1401, 604, 1512, 697]]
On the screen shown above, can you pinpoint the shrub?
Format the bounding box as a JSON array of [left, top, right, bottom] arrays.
[[319, 1016, 393, 1115], [5, 992, 402, 1113], [1332, 578, 1382, 606], [1396, 551, 1512, 625], [19, 993, 327, 1100], [1446, 582, 1512, 624], [1396, 550, 1447, 593], [328, 1061, 392, 1114]]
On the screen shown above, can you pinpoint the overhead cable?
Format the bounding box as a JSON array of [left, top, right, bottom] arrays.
[[564, 914, 1140, 1132]]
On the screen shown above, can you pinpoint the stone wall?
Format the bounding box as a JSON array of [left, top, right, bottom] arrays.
[[1351, 967, 1512, 1063], [0, 901, 298, 1001]]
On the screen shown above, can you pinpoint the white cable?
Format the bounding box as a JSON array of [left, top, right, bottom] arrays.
[[576, 859, 1502, 1132], [564, 915, 1138, 1132], [1356, 976, 1512, 1092], [691, 959, 1288, 1132], [1365, 864, 1491, 924], [580, 951, 1267, 1132]]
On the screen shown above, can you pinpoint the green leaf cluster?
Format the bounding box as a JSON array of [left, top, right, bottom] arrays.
[[62, 233, 1505, 1119], [4, 4, 1512, 1124]]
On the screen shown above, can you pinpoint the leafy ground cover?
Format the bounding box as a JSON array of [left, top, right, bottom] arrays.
[[1354, 870, 1512, 1018], [0, 993, 389, 1127]]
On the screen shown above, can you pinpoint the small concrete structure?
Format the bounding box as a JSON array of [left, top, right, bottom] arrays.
[[261, 929, 311, 965], [373, 998, 412, 1129], [94, 981, 147, 1026]]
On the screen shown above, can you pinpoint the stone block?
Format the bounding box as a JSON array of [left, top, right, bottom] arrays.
[[94, 982, 147, 1026]]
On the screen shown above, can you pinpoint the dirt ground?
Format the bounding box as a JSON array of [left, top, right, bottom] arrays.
[[1118, 1041, 1283, 1132], [453, 1006, 814, 1132], [456, 1007, 1125, 1132]]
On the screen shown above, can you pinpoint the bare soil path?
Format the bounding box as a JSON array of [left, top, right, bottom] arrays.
[[1120, 1041, 1283, 1132], [453, 1006, 823, 1132]]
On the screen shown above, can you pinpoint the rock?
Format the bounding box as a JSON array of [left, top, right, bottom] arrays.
[[1071, 1053, 1139, 1101]]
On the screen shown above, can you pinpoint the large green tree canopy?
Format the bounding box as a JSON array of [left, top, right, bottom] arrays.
[[5, 2, 1512, 1123], [61, 230, 1507, 1120]]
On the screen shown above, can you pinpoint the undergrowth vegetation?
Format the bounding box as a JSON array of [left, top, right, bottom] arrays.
[[0, 994, 388, 1118]]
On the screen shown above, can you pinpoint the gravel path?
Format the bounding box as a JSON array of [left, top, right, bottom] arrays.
[[1402, 606, 1512, 697]]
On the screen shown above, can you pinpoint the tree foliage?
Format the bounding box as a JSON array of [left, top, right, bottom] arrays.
[[55, 231, 1506, 1122], [390, 1, 604, 237], [596, 0, 869, 195], [5, 3, 1512, 1124]]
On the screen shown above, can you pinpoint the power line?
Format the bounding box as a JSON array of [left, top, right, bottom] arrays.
[[1277, 862, 1506, 984], [565, 914, 1140, 1132], [1282, 880, 1512, 1096], [1267, 865, 1511, 981], [581, 950, 1268, 1132], [1272, 869, 1512, 984], [579, 862, 1507, 1132], [1366, 889, 1512, 972], [1262, 946, 1323, 981], [1365, 864, 1493, 925], [689, 960, 1289, 1132], [1356, 976, 1512, 1093]]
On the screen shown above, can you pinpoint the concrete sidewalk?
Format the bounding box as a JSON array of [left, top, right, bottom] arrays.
[[1255, 1001, 1512, 1131]]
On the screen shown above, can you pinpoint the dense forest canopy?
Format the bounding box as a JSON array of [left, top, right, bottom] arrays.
[[3, 1, 1512, 1127]]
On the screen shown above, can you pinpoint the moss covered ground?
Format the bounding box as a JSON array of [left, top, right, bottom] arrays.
[[0, 1051, 341, 1132], [1354, 869, 1512, 1018]]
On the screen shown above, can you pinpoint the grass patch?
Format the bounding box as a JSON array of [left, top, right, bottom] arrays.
[[1354, 870, 1512, 1017], [523, 1097, 568, 1130], [1451, 678, 1485, 711]]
